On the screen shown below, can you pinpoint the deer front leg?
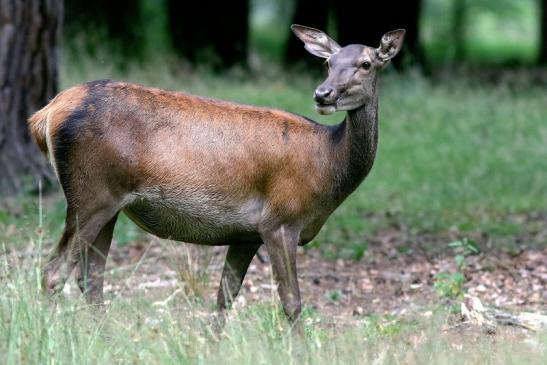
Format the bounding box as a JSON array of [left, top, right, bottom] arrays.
[[260, 225, 302, 324], [217, 243, 261, 311]]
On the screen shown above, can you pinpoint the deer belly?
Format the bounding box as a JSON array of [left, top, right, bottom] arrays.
[[123, 193, 263, 245]]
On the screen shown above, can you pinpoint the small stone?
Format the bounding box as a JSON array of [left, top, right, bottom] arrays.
[[475, 284, 487, 292]]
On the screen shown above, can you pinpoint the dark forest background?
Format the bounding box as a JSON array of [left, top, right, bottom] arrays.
[[62, 0, 547, 69], [0, 0, 546, 195]]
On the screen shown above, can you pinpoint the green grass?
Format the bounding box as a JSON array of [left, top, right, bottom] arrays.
[[1, 249, 545, 365]]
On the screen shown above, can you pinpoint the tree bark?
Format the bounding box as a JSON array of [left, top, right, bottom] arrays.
[[167, 0, 249, 69], [0, 0, 61, 197], [540, 0, 547, 64]]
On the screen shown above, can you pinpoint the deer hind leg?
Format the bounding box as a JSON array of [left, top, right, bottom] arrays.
[[42, 201, 121, 300], [42, 210, 77, 294], [75, 213, 119, 306]]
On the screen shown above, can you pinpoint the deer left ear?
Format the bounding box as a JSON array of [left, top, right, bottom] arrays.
[[377, 29, 405, 62], [291, 24, 341, 59]]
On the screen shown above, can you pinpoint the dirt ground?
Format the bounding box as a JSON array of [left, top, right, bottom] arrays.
[[98, 212, 546, 320]]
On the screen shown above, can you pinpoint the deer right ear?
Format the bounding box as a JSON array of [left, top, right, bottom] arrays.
[[291, 24, 341, 59], [377, 29, 405, 62]]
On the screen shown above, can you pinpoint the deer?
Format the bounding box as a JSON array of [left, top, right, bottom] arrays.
[[28, 25, 404, 326]]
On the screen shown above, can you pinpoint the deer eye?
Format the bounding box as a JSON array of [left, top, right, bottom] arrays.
[[361, 61, 371, 70]]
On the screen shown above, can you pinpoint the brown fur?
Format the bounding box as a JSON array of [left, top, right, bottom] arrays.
[[37, 81, 335, 225]]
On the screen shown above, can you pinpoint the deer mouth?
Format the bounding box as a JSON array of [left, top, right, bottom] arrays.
[[315, 102, 336, 115]]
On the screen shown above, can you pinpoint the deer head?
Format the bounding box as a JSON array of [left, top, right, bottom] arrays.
[[291, 25, 405, 115]]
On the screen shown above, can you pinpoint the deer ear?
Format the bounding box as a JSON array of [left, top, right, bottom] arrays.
[[377, 29, 405, 62], [291, 24, 341, 59]]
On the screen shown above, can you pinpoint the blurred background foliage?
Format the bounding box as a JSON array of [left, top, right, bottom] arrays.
[[62, 0, 546, 70]]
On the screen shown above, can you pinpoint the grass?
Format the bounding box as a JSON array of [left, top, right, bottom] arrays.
[[1, 247, 546, 365]]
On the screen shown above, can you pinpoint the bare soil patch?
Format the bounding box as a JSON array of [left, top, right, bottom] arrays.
[[100, 212, 546, 320]]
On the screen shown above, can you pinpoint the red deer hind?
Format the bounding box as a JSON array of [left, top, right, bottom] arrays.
[[29, 25, 404, 323]]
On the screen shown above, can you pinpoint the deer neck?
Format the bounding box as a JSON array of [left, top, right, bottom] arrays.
[[330, 91, 379, 201]]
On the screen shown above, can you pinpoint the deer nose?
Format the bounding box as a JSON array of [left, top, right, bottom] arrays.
[[314, 86, 336, 104]]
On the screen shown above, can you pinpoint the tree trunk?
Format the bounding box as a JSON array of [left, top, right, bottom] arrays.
[[167, 0, 249, 69], [540, 0, 547, 64], [0, 0, 61, 197]]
